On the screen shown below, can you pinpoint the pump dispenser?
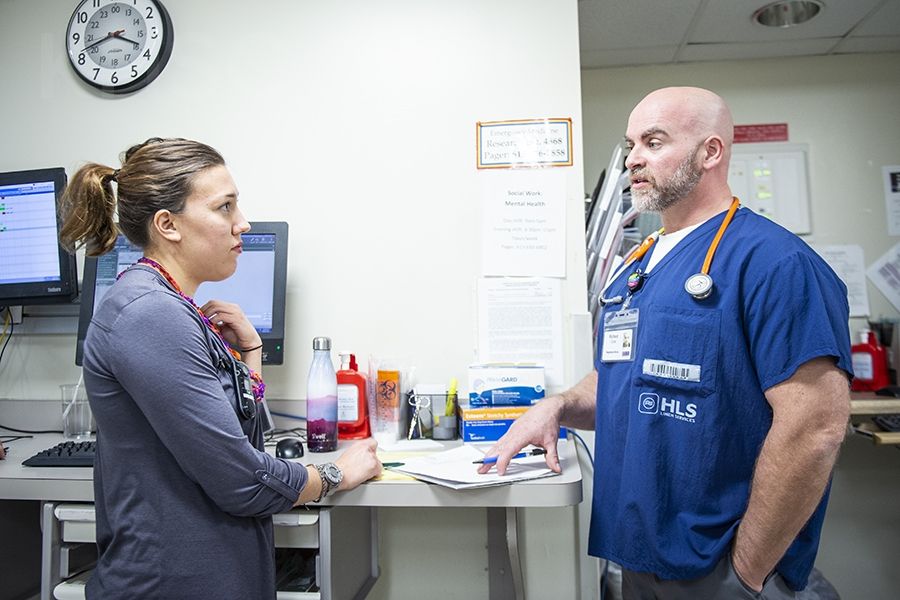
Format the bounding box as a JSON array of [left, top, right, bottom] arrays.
[[307, 337, 338, 452], [337, 352, 370, 439], [850, 329, 890, 392]]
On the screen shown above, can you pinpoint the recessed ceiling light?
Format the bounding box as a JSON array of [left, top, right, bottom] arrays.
[[753, 0, 824, 28]]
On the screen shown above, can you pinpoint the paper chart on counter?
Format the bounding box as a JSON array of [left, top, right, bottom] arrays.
[[390, 444, 559, 490]]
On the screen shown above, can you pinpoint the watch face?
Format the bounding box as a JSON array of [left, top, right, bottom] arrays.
[[66, 0, 174, 94], [323, 463, 343, 485]]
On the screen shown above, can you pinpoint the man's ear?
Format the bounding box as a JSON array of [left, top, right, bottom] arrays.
[[701, 136, 725, 169], [151, 209, 181, 243]]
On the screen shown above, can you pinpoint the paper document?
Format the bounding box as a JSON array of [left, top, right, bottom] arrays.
[[390, 444, 559, 490]]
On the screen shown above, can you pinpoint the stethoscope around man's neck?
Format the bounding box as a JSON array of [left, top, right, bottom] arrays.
[[600, 197, 741, 306]]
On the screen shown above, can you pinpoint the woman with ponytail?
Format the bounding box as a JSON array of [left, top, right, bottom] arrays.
[[60, 138, 380, 599]]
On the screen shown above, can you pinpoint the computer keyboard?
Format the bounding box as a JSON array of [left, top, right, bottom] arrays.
[[873, 415, 900, 432], [22, 440, 96, 467]]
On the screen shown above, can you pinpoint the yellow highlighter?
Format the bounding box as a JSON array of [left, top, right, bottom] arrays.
[[445, 377, 458, 417]]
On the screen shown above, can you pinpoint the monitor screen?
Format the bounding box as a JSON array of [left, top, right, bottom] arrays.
[[75, 221, 288, 365], [0, 167, 78, 307]]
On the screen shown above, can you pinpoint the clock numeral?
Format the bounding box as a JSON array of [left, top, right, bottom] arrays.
[[133, 43, 140, 51], [145, 6, 154, 19], [126, 8, 132, 16], [131, 65, 139, 78], [125, 53, 132, 62], [111, 72, 119, 84], [99, 55, 107, 65], [93, 0, 100, 6], [133, 18, 140, 26], [71, 32, 80, 46], [143, 48, 151, 60], [111, 4, 121, 13], [138, 29, 144, 38], [86, 34, 94, 42], [89, 20, 99, 29], [99, 10, 108, 19], [78, 53, 86, 66], [92, 68, 100, 81], [77, 11, 88, 23], [151, 26, 157, 40], [111, 58, 120, 67], [89, 46, 99, 55]]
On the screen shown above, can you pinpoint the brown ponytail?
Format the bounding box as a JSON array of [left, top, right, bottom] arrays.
[[58, 138, 225, 256], [58, 163, 119, 256]]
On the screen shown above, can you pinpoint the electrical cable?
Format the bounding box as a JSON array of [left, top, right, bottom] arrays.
[[0, 307, 13, 367], [0, 423, 63, 434], [571, 429, 594, 468]]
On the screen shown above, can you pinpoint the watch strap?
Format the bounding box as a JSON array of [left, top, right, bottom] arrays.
[[313, 463, 331, 503]]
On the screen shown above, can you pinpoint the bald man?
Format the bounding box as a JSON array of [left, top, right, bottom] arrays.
[[482, 87, 852, 599]]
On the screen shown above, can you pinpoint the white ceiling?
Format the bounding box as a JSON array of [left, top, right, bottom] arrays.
[[579, 0, 900, 69]]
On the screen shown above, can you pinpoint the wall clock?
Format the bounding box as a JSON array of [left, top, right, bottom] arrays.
[[66, 0, 174, 94]]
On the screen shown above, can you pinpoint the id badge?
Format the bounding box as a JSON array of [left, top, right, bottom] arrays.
[[601, 308, 639, 362]]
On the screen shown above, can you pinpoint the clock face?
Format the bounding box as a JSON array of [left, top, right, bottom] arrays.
[[66, 0, 173, 94]]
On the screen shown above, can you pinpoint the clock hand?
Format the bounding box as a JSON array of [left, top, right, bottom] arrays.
[[113, 33, 142, 46], [83, 29, 126, 52]]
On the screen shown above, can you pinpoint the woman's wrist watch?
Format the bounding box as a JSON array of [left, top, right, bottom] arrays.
[[313, 463, 343, 503]]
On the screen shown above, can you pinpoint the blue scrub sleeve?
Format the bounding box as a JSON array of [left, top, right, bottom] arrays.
[[743, 252, 852, 391]]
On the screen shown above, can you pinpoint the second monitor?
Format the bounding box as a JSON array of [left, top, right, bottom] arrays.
[[76, 221, 288, 365]]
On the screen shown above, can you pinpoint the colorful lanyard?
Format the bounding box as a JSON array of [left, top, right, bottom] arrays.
[[120, 257, 266, 401]]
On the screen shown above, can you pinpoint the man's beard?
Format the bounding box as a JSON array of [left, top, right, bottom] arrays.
[[631, 146, 703, 213]]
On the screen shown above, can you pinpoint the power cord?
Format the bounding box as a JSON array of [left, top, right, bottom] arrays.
[[0, 306, 13, 367], [571, 429, 594, 469]]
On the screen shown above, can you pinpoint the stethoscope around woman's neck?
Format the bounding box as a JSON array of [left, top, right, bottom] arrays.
[[600, 197, 741, 306]]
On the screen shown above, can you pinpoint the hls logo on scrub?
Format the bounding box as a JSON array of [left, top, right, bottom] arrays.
[[638, 392, 697, 423]]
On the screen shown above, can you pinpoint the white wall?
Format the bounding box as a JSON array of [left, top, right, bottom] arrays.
[[581, 52, 900, 600], [0, 1, 590, 598]]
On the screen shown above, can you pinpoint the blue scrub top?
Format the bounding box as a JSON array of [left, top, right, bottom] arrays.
[[589, 207, 852, 591]]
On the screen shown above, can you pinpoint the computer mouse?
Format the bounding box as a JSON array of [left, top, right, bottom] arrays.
[[875, 385, 900, 398], [275, 438, 304, 459]]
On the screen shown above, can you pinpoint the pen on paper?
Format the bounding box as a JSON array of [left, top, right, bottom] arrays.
[[473, 448, 547, 465]]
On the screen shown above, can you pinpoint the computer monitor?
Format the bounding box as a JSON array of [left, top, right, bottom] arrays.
[[75, 221, 288, 365], [0, 167, 78, 307]]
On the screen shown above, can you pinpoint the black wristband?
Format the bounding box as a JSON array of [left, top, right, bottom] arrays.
[[241, 344, 263, 353]]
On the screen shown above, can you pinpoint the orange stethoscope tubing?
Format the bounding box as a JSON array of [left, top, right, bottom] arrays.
[[700, 197, 740, 276], [611, 196, 741, 303]]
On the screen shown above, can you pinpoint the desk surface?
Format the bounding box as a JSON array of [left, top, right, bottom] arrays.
[[849, 395, 900, 415], [0, 434, 583, 508]]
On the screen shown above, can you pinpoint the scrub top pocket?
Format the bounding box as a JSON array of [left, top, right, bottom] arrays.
[[633, 305, 721, 398]]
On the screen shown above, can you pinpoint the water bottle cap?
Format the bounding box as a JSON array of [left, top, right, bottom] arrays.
[[312, 336, 331, 351]]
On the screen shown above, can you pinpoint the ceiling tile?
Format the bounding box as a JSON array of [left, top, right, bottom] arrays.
[[678, 38, 841, 62], [832, 36, 900, 53], [850, 1, 900, 36], [581, 45, 680, 69], [578, 0, 703, 51]]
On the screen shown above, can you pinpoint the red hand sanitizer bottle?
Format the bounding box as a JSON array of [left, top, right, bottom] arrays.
[[850, 330, 890, 392], [337, 352, 371, 439]]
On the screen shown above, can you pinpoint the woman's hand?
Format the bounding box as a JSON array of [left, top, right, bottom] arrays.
[[199, 299, 261, 352], [334, 438, 382, 492]]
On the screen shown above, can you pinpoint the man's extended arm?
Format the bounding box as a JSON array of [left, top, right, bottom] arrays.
[[479, 369, 599, 475], [731, 357, 850, 591]]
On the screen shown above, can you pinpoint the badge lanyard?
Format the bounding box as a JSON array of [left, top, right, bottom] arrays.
[[599, 197, 740, 363], [601, 197, 741, 306]]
